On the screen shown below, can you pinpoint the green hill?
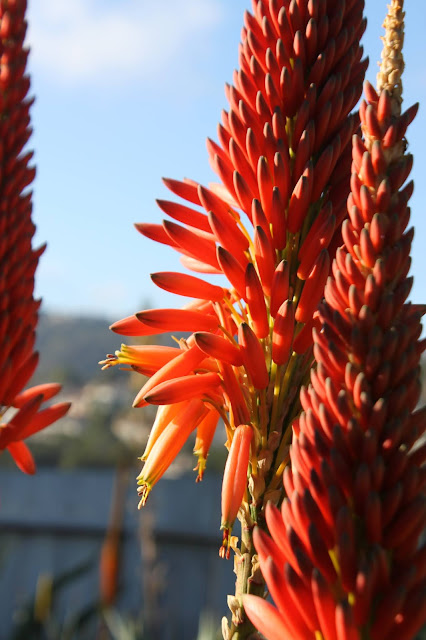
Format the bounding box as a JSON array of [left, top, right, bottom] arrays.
[[32, 312, 124, 386]]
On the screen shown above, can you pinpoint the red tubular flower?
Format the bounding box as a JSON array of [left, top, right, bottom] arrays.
[[220, 424, 253, 559], [137, 398, 207, 506], [105, 0, 367, 493], [0, 1, 70, 474], [245, 3, 426, 639], [105, 1, 367, 635]]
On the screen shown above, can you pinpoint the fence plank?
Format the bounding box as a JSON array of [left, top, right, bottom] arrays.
[[0, 468, 235, 640]]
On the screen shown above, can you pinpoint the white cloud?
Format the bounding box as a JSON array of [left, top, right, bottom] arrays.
[[26, 0, 223, 86]]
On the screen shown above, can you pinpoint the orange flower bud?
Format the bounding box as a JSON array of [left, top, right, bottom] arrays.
[[194, 332, 243, 366], [220, 424, 253, 558], [272, 300, 295, 365], [198, 184, 237, 223], [220, 363, 250, 425], [162, 176, 201, 205], [12, 382, 61, 408], [217, 246, 247, 299], [110, 313, 160, 336], [136, 307, 218, 333], [295, 249, 330, 324], [134, 222, 178, 248], [208, 211, 249, 260], [7, 441, 36, 475], [164, 219, 220, 271], [245, 263, 269, 338], [150, 271, 224, 302], [133, 344, 205, 408], [270, 260, 290, 318], [143, 372, 221, 405], [238, 323, 269, 389], [156, 198, 211, 232], [254, 225, 275, 297], [243, 594, 293, 640], [287, 163, 314, 233]]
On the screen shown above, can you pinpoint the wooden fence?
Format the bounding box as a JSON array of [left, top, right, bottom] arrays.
[[0, 467, 235, 640]]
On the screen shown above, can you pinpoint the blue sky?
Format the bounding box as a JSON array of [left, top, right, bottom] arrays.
[[25, 0, 426, 321]]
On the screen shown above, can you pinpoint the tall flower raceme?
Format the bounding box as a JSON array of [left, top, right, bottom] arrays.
[[102, 0, 367, 636], [244, 2, 426, 639], [0, 1, 70, 474]]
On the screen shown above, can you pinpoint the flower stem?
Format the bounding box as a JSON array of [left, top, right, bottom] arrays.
[[223, 511, 265, 640]]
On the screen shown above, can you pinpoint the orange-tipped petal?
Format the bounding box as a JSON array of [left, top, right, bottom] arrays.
[[194, 332, 243, 366], [295, 249, 330, 324], [198, 184, 236, 222], [272, 300, 295, 365], [136, 308, 218, 333], [298, 211, 335, 281], [243, 595, 294, 640], [292, 313, 321, 354], [144, 372, 222, 405], [217, 246, 247, 299], [110, 314, 161, 336], [156, 198, 211, 232], [18, 402, 71, 441], [270, 260, 290, 318], [270, 186, 287, 250], [179, 255, 223, 274], [12, 382, 61, 408], [220, 424, 253, 557], [312, 569, 338, 640], [163, 219, 220, 270], [208, 210, 249, 262], [208, 181, 240, 209], [134, 222, 179, 247], [261, 556, 313, 638], [264, 501, 294, 562], [7, 440, 36, 475], [254, 225, 275, 297], [162, 177, 202, 205], [151, 271, 224, 302], [220, 362, 250, 425], [238, 323, 269, 389], [287, 164, 314, 233], [245, 263, 269, 338]]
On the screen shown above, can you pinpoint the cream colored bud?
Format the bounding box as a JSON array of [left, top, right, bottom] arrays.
[[257, 448, 274, 472]]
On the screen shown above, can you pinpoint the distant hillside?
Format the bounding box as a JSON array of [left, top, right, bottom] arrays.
[[32, 313, 124, 386]]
